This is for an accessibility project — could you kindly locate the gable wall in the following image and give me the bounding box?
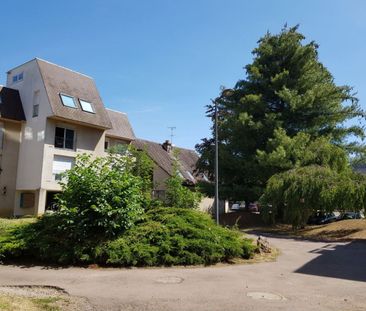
[7,60,52,190]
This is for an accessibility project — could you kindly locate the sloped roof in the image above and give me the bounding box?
[105,109,135,141]
[36,59,112,129]
[133,139,201,184]
[0,86,26,121]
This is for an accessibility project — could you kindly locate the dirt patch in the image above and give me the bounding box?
[0,285,94,311]
[220,211,264,228]
[247,219,366,242]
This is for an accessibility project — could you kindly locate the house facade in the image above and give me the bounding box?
[0,58,217,217]
[132,139,217,213]
[0,59,135,217]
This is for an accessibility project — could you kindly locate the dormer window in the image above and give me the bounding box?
[60,94,77,108]
[12,72,24,83]
[79,99,95,113]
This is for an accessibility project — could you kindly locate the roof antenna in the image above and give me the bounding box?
[167,126,176,145]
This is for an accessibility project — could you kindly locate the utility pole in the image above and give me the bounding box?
[214,99,219,225]
[168,126,176,144]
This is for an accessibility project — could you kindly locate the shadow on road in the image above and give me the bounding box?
[295,241,366,282]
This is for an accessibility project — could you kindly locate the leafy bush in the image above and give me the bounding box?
[0,154,255,266]
[108,144,155,208]
[57,154,144,239]
[0,154,147,264]
[99,207,255,266]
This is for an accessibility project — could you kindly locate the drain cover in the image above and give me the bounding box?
[155,276,184,284]
[247,291,285,301]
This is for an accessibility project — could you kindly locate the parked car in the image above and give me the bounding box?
[248,202,259,213]
[338,211,365,220]
[307,212,338,225]
[230,202,246,211]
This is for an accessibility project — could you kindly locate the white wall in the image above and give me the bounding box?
[6,60,53,190]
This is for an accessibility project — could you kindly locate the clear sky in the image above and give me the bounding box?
[1,0,365,149]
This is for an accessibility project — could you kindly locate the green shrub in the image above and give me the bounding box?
[0,209,255,266]
[99,208,255,266]
[57,154,144,239]
[0,153,147,264]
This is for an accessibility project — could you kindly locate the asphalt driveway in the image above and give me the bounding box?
[0,235,365,311]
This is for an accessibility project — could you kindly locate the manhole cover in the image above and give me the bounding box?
[247,291,286,301]
[155,276,184,284]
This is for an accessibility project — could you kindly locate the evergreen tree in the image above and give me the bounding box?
[196,26,365,202]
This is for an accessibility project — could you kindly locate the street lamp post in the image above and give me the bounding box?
[214,99,219,225]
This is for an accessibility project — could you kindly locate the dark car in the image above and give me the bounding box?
[307,212,338,225]
[338,211,365,220]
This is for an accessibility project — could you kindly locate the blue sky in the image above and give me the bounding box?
[1,0,365,149]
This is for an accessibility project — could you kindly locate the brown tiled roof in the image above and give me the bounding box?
[36,59,112,129]
[105,109,135,141]
[0,86,26,121]
[132,139,201,184]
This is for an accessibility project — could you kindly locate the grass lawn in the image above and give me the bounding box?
[247,219,366,241]
[0,218,35,234]
[0,295,63,311]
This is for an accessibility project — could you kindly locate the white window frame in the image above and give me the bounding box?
[52,155,75,181]
[79,99,95,113]
[54,126,75,150]
[60,93,77,108]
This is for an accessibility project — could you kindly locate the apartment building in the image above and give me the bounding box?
[0,58,135,217]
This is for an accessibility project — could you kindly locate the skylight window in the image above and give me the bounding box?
[79,99,95,113]
[60,94,77,108]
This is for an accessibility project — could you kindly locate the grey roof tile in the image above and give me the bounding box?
[105,109,135,141]
[132,139,201,184]
[36,59,112,129]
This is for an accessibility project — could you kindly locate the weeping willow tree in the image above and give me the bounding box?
[260,165,366,228]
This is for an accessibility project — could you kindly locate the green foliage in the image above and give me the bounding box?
[256,128,349,174]
[0,154,148,264]
[165,172,202,209]
[99,207,255,266]
[57,154,144,238]
[0,209,256,266]
[163,150,202,209]
[108,144,155,208]
[260,165,366,228]
[196,25,365,202]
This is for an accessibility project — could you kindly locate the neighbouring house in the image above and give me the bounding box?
[132,139,221,213]
[0,58,135,217]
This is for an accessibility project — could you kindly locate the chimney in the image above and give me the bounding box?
[162,140,172,153]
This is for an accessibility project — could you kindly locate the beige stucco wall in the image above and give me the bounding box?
[0,120,22,217]
[153,166,170,191]
[198,197,214,213]
[41,119,105,191]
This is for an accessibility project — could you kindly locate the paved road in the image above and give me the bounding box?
[0,236,365,311]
